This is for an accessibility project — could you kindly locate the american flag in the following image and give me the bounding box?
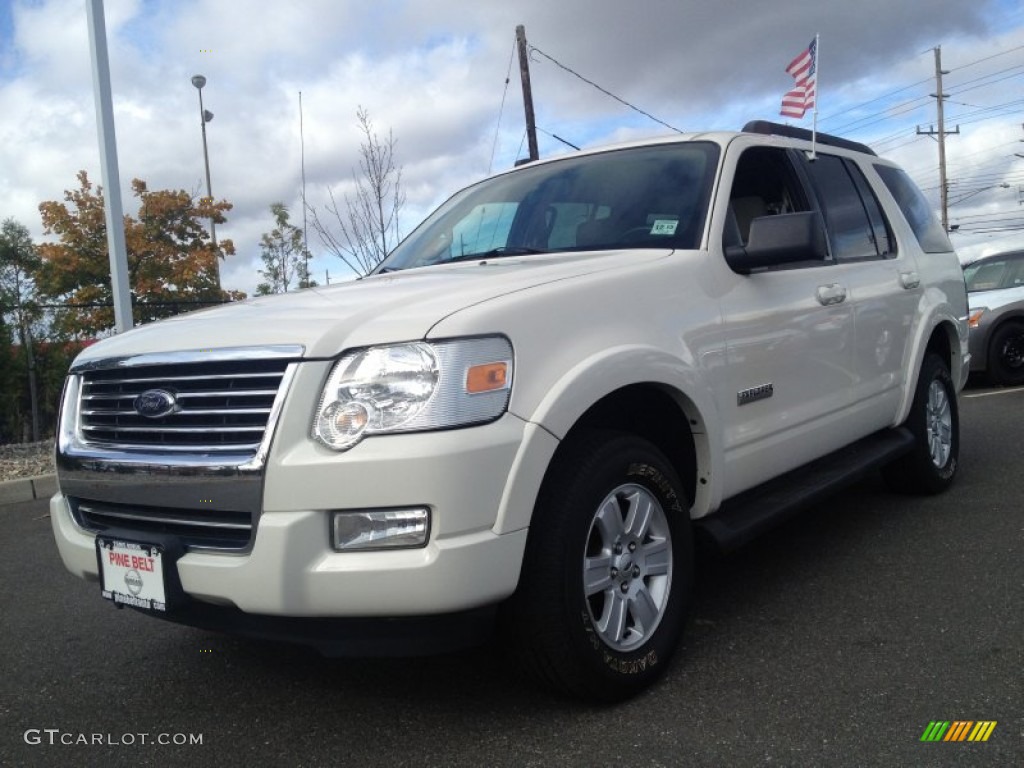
[780,38,817,119]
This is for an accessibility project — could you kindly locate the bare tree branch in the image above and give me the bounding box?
[310,107,405,276]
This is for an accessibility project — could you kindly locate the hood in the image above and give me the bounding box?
[968,285,1024,312]
[73,250,672,364]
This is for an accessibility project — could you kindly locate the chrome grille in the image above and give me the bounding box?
[71,497,251,550]
[79,359,290,451]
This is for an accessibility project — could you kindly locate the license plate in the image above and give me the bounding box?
[97,538,168,612]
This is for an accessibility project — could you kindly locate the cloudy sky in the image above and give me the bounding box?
[2,0,1023,294]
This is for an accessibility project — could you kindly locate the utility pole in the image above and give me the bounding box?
[515,25,539,163]
[916,46,959,232]
[1019,123,1024,206]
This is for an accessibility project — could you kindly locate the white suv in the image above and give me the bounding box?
[51,121,969,701]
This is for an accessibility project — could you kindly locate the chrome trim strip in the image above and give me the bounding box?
[81,407,272,417]
[240,362,298,472]
[65,442,260,455]
[83,374,283,386]
[78,505,251,531]
[70,344,305,373]
[81,424,266,434]
[83,388,278,400]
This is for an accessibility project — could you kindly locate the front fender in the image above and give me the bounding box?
[496,345,722,534]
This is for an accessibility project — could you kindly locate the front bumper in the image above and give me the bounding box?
[51,414,533,619]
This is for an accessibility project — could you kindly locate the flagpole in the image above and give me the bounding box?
[811,33,820,159]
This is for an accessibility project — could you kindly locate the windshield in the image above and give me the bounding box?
[378,142,720,272]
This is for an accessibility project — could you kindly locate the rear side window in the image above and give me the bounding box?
[802,153,891,261]
[874,165,953,254]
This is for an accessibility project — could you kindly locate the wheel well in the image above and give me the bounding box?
[560,385,698,506]
[925,323,953,371]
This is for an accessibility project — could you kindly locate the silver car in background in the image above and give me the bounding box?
[964,249,1024,385]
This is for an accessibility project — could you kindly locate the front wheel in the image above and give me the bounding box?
[987,320,1024,386]
[506,431,693,702]
[883,353,959,494]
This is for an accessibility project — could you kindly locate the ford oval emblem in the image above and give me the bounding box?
[134,389,178,419]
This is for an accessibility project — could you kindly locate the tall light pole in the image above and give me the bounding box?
[191,74,220,287]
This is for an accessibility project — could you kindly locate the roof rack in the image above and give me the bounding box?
[742,120,877,157]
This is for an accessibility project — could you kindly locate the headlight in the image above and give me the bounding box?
[968,307,987,329]
[313,336,513,451]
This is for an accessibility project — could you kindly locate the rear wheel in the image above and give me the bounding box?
[883,353,959,494]
[507,431,692,702]
[987,320,1024,386]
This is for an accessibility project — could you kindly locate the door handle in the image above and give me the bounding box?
[900,271,920,289]
[816,283,847,306]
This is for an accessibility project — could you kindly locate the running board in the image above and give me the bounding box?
[695,428,915,551]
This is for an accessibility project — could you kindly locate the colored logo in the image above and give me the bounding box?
[920,721,997,742]
[133,389,178,419]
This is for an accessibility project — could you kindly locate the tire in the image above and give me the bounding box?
[506,431,693,702]
[987,320,1024,386]
[882,353,959,495]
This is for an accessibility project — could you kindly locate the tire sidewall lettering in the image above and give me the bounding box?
[579,610,662,676]
[626,462,685,515]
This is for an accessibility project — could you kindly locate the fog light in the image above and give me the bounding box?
[331,508,430,551]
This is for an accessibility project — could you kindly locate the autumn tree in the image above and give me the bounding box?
[256,202,315,295]
[0,218,42,440]
[310,107,405,275]
[36,171,244,337]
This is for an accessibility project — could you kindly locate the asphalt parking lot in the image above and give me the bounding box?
[0,383,1020,767]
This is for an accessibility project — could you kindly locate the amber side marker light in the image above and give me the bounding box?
[466,361,509,394]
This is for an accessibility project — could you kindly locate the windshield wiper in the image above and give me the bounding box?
[447,246,549,264]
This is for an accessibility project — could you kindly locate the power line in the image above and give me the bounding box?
[527,44,683,134]
[945,97,1024,123]
[947,66,1024,98]
[817,77,932,124]
[834,69,1024,138]
[948,42,1024,74]
[954,225,1024,233]
[877,135,927,155]
[906,139,1022,180]
[822,45,1024,127]
[823,51,1024,138]
[952,209,1024,221]
[488,38,517,175]
[828,95,933,135]
[514,129,527,163]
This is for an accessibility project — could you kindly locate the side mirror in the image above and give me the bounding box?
[725,211,828,274]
